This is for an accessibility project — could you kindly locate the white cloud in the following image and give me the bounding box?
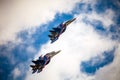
[12,68,21,79]
[1,0,117,80]
[26,46,37,54]
[25,12,116,80]
[0,0,80,44]
[95,44,120,80]
[81,9,115,29]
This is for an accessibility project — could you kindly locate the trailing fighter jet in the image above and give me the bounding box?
[30,50,61,73]
[48,18,76,43]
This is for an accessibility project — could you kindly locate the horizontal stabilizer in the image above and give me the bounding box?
[49,30,55,33]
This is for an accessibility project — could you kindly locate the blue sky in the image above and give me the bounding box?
[0,0,120,80]
[80,48,115,75]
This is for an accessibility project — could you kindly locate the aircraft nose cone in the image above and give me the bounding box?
[57,50,61,53]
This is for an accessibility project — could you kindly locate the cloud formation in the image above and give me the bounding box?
[95,45,120,80]
[0,0,120,80]
[25,8,117,80]
[12,68,21,79]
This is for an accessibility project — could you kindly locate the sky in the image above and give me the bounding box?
[0,0,120,80]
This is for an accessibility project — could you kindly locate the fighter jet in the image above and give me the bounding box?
[48,18,76,43]
[30,50,61,73]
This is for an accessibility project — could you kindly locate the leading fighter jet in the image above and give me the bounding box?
[48,18,76,43]
[30,50,61,73]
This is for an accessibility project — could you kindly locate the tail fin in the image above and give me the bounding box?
[30,65,35,68]
[48,35,55,40]
[49,30,55,33]
[51,31,57,36]
[32,60,37,64]
[48,35,52,38]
